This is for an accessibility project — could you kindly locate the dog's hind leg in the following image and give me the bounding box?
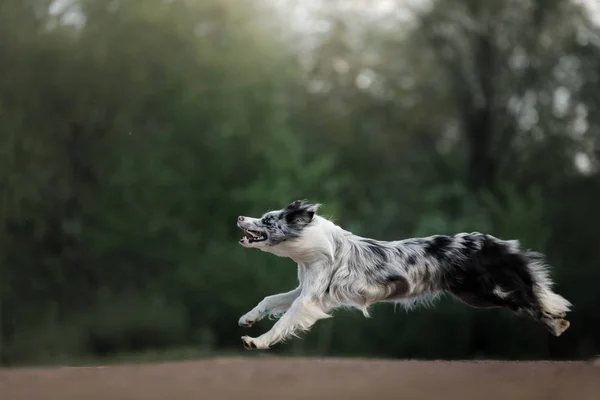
[452,292,503,309]
[451,284,570,337]
[448,236,572,336]
[521,252,572,335]
[508,301,570,337]
[529,289,571,336]
[532,281,571,319]
[481,278,571,337]
[238,287,301,327]
[487,282,571,337]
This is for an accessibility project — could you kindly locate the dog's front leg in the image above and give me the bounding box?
[241,296,330,350]
[238,287,301,327]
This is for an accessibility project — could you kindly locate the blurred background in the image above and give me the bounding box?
[1,0,599,366]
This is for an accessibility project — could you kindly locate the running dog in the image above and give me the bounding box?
[236,200,571,350]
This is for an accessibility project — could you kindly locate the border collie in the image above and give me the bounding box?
[236,200,571,350]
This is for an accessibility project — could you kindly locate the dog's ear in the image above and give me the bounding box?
[287,200,305,210]
[285,200,320,224]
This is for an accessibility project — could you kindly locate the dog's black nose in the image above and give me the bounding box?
[238,216,245,222]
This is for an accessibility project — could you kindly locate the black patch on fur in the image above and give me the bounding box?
[282,200,315,227]
[394,247,404,258]
[362,239,388,261]
[406,255,417,266]
[387,275,405,282]
[424,235,453,260]
[262,215,275,226]
[443,235,540,315]
[461,235,477,251]
[384,275,410,300]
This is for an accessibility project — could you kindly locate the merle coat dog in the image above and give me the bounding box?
[236,200,571,350]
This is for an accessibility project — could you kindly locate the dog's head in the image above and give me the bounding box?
[237,200,320,251]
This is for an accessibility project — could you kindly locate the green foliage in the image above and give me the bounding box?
[84,290,189,355]
[1,0,599,365]
[3,313,86,365]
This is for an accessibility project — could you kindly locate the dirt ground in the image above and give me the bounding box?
[2,357,599,400]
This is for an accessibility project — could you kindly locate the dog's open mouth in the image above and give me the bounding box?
[240,228,267,244]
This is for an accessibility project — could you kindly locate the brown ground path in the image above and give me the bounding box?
[1,357,599,400]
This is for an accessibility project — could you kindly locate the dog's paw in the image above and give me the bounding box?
[555,319,570,336]
[238,317,255,328]
[547,318,570,337]
[238,311,260,328]
[241,336,269,350]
